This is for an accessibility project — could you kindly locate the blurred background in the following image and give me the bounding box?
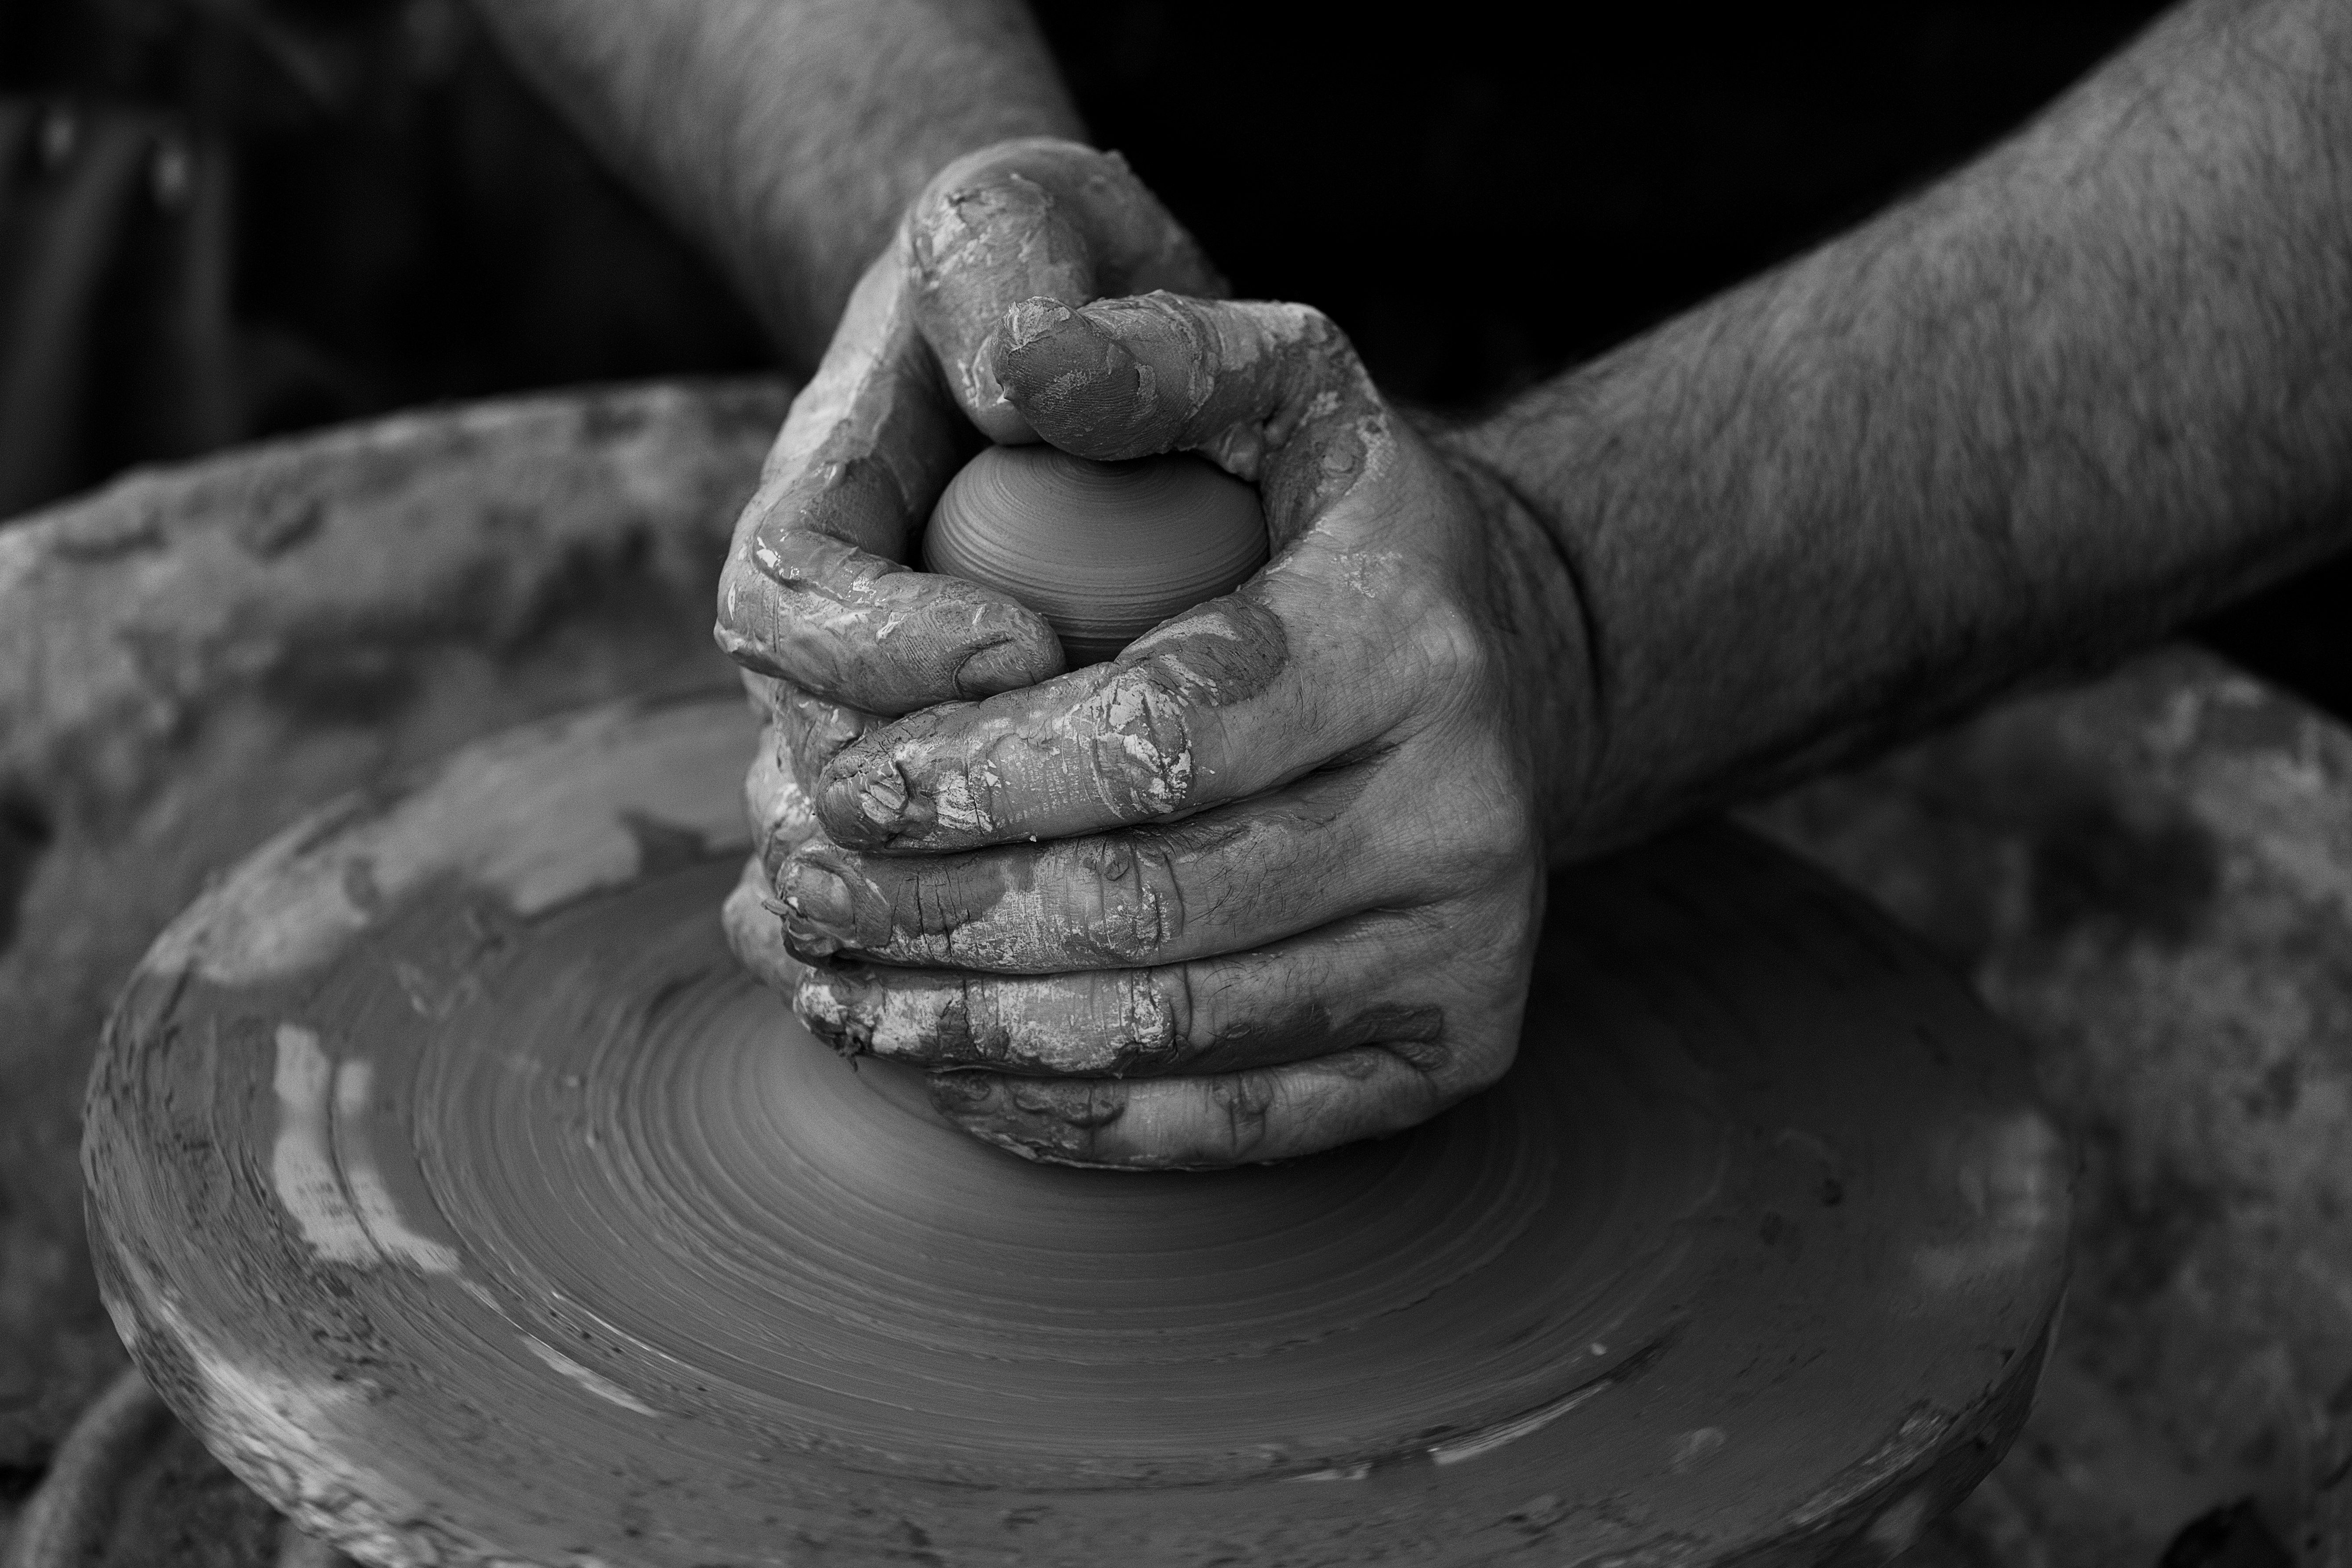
[0,0,2342,715]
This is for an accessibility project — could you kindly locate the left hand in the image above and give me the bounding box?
[754,289,1595,1169]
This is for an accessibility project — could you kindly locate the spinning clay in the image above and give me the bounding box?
[84,692,2071,1567]
[922,445,1267,664]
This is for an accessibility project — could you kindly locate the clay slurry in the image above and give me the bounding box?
[922,445,1267,664]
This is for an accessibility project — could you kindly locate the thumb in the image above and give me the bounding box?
[906,140,1224,443]
[993,291,1394,546]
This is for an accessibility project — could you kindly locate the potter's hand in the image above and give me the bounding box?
[715,137,1221,713]
[715,137,1220,973]
[761,292,1591,1168]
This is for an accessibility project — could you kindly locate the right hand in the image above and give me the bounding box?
[714,138,1227,995]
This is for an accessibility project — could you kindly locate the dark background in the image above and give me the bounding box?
[1,0,2342,717]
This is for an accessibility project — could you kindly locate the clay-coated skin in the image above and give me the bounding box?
[922,446,1267,665]
[83,693,2070,1566]
[714,138,1222,715]
[715,140,1589,1168]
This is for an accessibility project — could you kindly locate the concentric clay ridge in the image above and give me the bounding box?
[83,691,2071,1566]
[922,445,1267,664]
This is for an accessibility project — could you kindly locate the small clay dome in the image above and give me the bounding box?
[922,446,1267,665]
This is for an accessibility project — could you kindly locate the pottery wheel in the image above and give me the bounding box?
[82,691,2070,1567]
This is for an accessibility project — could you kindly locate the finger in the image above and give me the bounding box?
[722,853,808,1000]
[775,757,1510,971]
[924,1049,1466,1169]
[994,290,1389,533]
[715,253,1064,714]
[734,669,857,883]
[812,292,1468,852]
[716,153,1227,712]
[814,529,1481,853]
[906,140,1224,443]
[791,900,1521,1079]
[744,671,881,809]
[744,714,817,885]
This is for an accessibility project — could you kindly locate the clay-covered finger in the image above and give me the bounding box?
[906,139,1223,443]
[722,853,807,998]
[789,904,1518,1078]
[774,760,1493,972]
[717,533,1060,712]
[992,290,1390,538]
[812,513,1483,853]
[811,287,1481,852]
[744,716,809,884]
[715,253,1063,713]
[923,1048,1469,1169]
[719,155,1231,715]
[749,673,881,805]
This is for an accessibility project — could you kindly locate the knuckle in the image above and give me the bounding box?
[1081,668,1201,818]
[924,972,982,1060]
[1206,1071,1281,1161]
[1069,837,1187,964]
[1442,783,1543,895]
[1290,302,1350,360]
[907,858,1040,971]
[958,969,1183,1075]
[1265,301,1362,390]
[963,983,1041,1067]
[1399,588,1497,702]
[1105,967,1189,1073]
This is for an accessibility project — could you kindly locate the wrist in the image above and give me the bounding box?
[1427,424,1611,867]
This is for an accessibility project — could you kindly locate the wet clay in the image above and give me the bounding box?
[83,693,2070,1566]
[922,445,1266,664]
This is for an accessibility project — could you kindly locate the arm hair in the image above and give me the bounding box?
[1459,0,2352,851]
[480,0,1084,368]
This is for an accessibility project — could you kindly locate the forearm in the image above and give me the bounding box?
[1461,0,2352,857]
[480,0,1083,367]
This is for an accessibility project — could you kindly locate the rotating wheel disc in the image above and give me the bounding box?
[84,692,2069,1567]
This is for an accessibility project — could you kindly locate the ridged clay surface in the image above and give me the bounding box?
[922,446,1267,664]
[83,693,2071,1566]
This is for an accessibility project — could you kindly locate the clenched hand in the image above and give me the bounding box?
[719,139,1590,1169]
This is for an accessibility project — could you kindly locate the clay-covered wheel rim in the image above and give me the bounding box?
[83,692,2069,1567]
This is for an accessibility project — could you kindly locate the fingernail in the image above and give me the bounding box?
[779,856,857,936]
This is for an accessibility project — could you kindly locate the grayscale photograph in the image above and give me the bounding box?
[0,2,2345,1565]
